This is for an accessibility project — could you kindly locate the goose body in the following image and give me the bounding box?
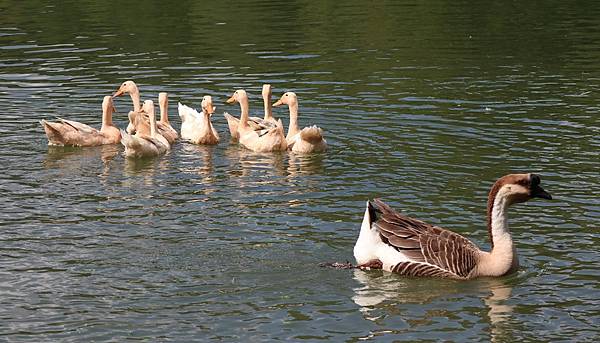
[224,84,277,140]
[121,100,170,158]
[226,89,287,152]
[178,96,219,145]
[113,80,178,144]
[354,173,552,279]
[41,96,120,147]
[273,92,327,153]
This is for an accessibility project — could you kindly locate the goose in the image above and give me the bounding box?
[225,89,287,152]
[272,92,327,153]
[120,100,170,158]
[178,95,219,145]
[112,80,178,144]
[353,173,552,279]
[223,84,277,140]
[41,96,120,146]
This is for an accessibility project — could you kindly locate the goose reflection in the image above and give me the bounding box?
[352,270,513,337]
[123,153,171,186]
[223,144,287,180]
[179,142,216,184]
[286,152,326,178]
[44,144,119,171]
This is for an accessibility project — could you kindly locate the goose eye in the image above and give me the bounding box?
[285,94,288,97]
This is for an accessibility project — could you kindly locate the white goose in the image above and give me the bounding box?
[354,173,552,279]
[178,96,219,145]
[272,92,327,153]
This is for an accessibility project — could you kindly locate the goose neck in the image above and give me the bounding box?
[287,102,300,139]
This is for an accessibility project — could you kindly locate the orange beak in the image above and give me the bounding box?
[226,94,236,104]
[112,88,124,98]
[272,99,283,107]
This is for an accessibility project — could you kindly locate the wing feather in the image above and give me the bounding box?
[369,199,480,278]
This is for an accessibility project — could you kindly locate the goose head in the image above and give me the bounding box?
[262,84,272,98]
[272,91,298,107]
[225,89,247,105]
[490,173,552,207]
[158,92,168,107]
[142,100,154,114]
[201,96,216,116]
[112,80,138,97]
[102,95,116,114]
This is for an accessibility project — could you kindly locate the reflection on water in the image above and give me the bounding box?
[44,144,119,167]
[179,143,215,183]
[287,152,326,178]
[352,270,514,341]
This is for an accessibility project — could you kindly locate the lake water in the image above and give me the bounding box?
[1,0,599,341]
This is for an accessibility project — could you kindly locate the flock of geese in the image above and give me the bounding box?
[40,81,553,280]
[40,80,327,157]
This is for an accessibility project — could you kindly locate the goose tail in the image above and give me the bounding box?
[300,125,324,144]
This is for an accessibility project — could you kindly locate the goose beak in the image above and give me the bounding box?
[531,186,552,200]
[225,95,236,104]
[272,99,283,107]
[112,89,124,98]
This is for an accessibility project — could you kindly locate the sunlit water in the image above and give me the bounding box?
[1,1,599,341]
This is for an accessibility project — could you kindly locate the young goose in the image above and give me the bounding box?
[226,89,287,152]
[354,173,552,279]
[272,92,327,153]
[121,100,170,158]
[178,96,219,145]
[41,96,120,146]
[223,84,277,140]
[112,80,178,144]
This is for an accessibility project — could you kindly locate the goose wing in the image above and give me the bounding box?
[369,199,480,279]
[57,118,98,134]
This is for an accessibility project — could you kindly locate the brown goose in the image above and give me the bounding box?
[353,173,552,279]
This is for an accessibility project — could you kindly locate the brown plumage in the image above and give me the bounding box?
[353,173,552,279]
[371,199,480,278]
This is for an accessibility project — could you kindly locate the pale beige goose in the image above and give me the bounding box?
[272,92,327,153]
[225,89,287,152]
[223,84,277,140]
[353,173,552,279]
[112,80,177,144]
[121,100,170,158]
[41,96,120,146]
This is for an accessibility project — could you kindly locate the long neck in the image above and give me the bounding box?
[263,93,273,121]
[489,195,513,252]
[149,111,157,137]
[286,102,300,139]
[160,99,169,124]
[238,96,250,129]
[200,111,212,133]
[481,189,518,276]
[101,105,113,130]
[130,89,141,112]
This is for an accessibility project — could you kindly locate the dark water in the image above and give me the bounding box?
[1,0,599,341]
